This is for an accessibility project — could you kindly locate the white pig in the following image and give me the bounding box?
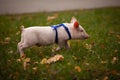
[17,17,89,58]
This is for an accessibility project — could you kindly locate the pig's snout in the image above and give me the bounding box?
[84,34,90,39]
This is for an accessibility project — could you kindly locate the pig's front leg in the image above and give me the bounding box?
[52,45,61,52]
[65,41,71,49]
[55,41,70,51]
[55,46,61,51]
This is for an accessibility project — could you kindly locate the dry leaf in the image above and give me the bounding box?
[109,29,114,34]
[67,62,71,65]
[23,62,30,70]
[111,57,118,64]
[74,66,81,72]
[3,37,11,44]
[114,49,118,53]
[100,44,106,49]
[34,61,39,65]
[16,59,21,62]
[16,31,20,35]
[40,58,47,64]
[85,62,90,66]
[110,70,120,76]
[101,60,107,64]
[23,58,31,70]
[24,58,30,63]
[40,54,64,64]
[23,62,27,70]
[103,76,109,80]
[85,43,92,50]
[32,67,37,71]
[113,57,117,61]
[46,54,64,64]
[47,14,58,21]
[72,56,77,60]
[9,50,13,54]
[5,37,11,42]
[116,35,120,40]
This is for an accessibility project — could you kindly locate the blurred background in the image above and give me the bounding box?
[0,0,120,15]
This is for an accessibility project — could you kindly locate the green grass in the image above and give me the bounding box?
[0,7,120,80]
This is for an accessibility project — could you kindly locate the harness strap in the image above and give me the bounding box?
[51,24,71,43]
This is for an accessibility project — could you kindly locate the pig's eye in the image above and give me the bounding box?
[80,29,83,32]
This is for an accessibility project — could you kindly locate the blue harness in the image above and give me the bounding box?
[51,24,72,43]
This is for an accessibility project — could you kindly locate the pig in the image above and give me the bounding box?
[17,17,89,58]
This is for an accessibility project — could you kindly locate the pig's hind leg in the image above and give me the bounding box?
[17,36,30,58]
[17,42,30,58]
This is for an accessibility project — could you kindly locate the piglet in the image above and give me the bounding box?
[17,17,89,58]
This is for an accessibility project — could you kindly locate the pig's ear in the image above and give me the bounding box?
[71,16,77,23]
[74,21,79,29]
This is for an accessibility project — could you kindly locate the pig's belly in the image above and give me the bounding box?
[34,38,54,46]
[36,41,54,46]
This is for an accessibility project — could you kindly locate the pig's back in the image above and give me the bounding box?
[23,26,55,45]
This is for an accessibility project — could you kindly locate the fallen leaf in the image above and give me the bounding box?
[23,61,30,70]
[114,49,118,53]
[32,67,37,71]
[74,66,81,72]
[24,58,30,63]
[3,37,11,44]
[46,54,64,64]
[5,37,11,42]
[101,60,107,64]
[116,35,120,40]
[16,59,21,62]
[109,29,114,34]
[47,14,58,21]
[85,62,90,66]
[33,61,39,65]
[9,50,13,54]
[100,44,106,49]
[40,54,64,64]
[111,70,118,75]
[16,31,20,35]
[85,43,92,50]
[72,56,77,60]
[91,41,95,46]
[103,76,109,80]
[118,42,120,44]
[67,62,71,65]
[23,62,27,70]
[113,57,117,61]
[40,58,47,64]
[23,58,31,70]
[110,70,120,76]
[111,57,118,64]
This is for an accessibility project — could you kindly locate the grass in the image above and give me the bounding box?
[0,7,120,80]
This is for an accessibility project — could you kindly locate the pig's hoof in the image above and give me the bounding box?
[20,54,26,59]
